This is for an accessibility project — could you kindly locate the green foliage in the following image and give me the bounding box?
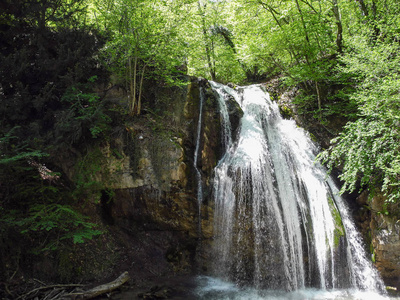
[293,88,358,125]
[185,0,247,82]
[1,25,109,152]
[73,147,115,201]
[83,0,400,88]
[59,76,111,142]
[0,0,110,152]
[287,58,358,126]
[0,128,102,253]
[2,203,101,254]
[0,0,109,281]
[318,33,400,203]
[95,0,190,115]
[0,127,48,166]
[0,162,102,259]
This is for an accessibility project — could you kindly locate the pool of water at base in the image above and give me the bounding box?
[195,276,399,300]
[105,275,400,300]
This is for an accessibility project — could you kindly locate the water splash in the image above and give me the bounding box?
[196,275,388,300]
[209,82,385,293]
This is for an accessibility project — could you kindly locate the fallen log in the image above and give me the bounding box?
[64,271,130,300]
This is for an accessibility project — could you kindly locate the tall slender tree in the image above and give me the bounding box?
[95,0,191,115]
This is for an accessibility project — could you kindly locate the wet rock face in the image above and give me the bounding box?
[200,83,222,189]
[106,79,202,211]
[87,77,223,278]
[370,193,400,288]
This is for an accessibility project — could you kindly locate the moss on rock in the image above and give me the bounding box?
[327,196,345,248]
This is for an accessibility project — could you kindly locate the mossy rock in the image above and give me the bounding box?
[279,104,294,120]
[327,196,345,248]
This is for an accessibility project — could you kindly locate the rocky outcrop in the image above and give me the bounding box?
[102,78,219,238]
[57,77,238,283]
[369,192,400,288]
[54,77,400,291]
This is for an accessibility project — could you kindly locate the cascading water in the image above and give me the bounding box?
[194,86,205,235]
[198,82,386,299]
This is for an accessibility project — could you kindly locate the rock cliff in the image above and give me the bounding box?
[56,77,239,286]
[367,192,400,289]
[57,78,399,291]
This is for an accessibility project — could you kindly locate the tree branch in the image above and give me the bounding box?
[65,271,130,299]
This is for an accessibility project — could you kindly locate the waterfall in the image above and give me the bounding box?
[194,86,205,235]
[209,82,237,151]
[208,82,385,293]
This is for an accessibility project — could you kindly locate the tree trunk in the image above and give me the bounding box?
[133,46,138,115]
[137,64,146,116]
[316,81,322,120]
[198,1,216,81]
[294,0,311,64]
[354,0,369,17]
[128,57,136,116]
[294,0,310,45]
[332,0,343,53]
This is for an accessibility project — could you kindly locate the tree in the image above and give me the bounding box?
[0,0,110,149]
[198,0,216,80]
[95,0,191,115]
[318,33,400,203]
[0,0,109,281]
